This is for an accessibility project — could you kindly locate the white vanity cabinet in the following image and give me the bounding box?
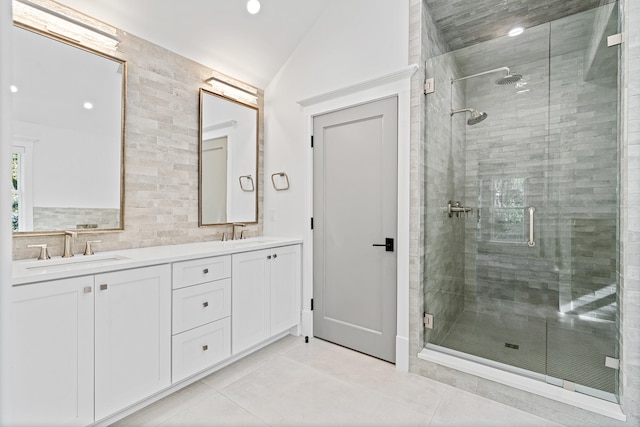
[9,276,95,427]
[94,264,172,420]
[171,256,232,382]
[232,244,301,354]
[10,237,302,426]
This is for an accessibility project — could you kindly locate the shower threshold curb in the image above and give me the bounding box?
[418,348,626,422]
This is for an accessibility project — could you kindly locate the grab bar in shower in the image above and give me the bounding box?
[527,207,536,247]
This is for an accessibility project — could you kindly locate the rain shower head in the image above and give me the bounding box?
[451,108,488,126]
[452,66,522,86]
[496,73,523,85]
[467,110,488,125]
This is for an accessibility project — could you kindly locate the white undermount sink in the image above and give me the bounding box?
[22,254,130,273]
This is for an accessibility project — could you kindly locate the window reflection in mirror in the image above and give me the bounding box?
[11,25,125,233]
[199,89,258,225]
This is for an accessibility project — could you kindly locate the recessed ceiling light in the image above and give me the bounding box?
[10,85,18,93]
[247,0,260,14]
[508,27,524,37]
[83,102,93,110]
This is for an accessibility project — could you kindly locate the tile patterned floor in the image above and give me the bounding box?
[113,335,563,427]
[437,310,617,394]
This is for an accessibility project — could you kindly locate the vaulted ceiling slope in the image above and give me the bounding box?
[57,0,332,89]
[424,0,617,52]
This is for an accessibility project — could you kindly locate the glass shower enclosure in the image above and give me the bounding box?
[424,3,620,402]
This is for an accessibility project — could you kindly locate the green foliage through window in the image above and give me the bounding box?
[12,153,19,231]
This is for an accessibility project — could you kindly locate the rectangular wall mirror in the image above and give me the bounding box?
[199,89,258,225]
[11,24,125,234]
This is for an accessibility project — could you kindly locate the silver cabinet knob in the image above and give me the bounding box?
[203,268,209,274]
[202,345,208,351]
[267,255,272,259]
[202,301,209,308]
[100,284,108,291]
[83,287,92,293]
[273,253,278,259]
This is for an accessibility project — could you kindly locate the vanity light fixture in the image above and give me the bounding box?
[508,26,524,37]
[12,0,121,52]
[247,0,261,14]
[205,71,258,105]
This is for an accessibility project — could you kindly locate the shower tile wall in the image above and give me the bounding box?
[623,0,640,421]
[459,8,618,324]
[549,5,618,325]
[423,15,467,345]
[459,25,556,319]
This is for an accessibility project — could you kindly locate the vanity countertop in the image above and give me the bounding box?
[12,237,303,286]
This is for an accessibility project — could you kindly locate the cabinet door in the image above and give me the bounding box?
[270,245,301,334]
[95,265,171,420]
[232,249,270,354]
[10,276,94,427]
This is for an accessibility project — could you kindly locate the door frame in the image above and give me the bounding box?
[298,64,418,371]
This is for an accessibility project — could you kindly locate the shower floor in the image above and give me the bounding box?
[436,310,617,395]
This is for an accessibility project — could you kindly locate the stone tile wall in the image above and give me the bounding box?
[620,0,640,421]
[423,48,466,345]
[32,207,120,231]
[408,0,460,361]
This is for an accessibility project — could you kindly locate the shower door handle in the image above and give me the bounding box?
[373,238,394,252]
[527,207,536,247]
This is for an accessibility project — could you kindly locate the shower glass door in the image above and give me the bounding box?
[424,2,620,402]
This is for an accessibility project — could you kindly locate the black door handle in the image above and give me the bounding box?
[372,238,394,252]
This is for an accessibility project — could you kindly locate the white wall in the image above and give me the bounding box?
[263,0,410,364]
[264,0,409,237]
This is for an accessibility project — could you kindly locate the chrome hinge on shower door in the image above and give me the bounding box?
[424,78,435,94]
[607,33,622,47]
[423,313,434,329]
[605,356,620,370]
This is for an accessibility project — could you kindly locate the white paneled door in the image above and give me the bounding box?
[313,96,398,363]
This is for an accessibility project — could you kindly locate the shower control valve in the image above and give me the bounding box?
[448,201,472,218]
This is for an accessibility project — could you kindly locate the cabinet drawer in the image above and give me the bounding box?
[172,317,231,382]
[172,279,231,334]
[172,255,231,289]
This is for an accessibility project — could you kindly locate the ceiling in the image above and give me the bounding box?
[51,1,617,89]
[423,0,617,52]
[56,0,333,89]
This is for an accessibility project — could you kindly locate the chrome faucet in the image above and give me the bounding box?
[232,223,246,240]
[27,244,50,260]
[62,231,77,258]
[84,240,102,256]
